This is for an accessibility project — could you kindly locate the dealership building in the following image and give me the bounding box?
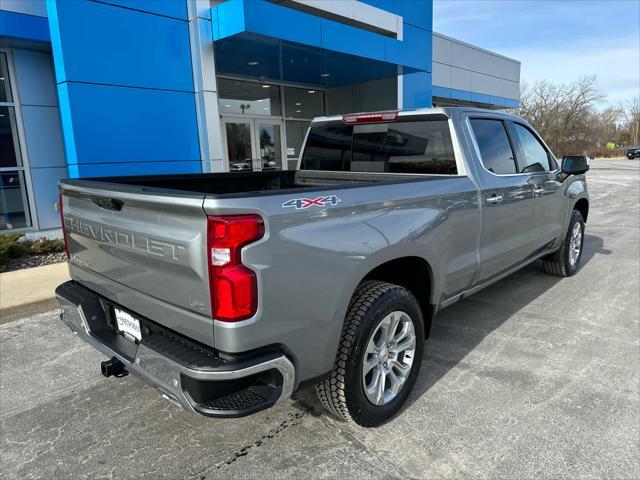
[0,0,520,234]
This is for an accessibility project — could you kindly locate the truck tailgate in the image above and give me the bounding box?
[60,181,214,345]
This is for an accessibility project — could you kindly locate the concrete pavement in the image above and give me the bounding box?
[1,159,638,479]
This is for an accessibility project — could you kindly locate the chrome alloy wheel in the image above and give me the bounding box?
[362,311,416,406]
[569,222,583,267]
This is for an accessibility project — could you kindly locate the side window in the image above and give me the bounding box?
[512,123,552,173]
[469,119,517,175]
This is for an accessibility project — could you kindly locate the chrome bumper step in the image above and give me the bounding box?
[55,281,295,418]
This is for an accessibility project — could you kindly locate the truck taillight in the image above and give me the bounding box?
[207,215,264,322]
[59,191,70,259]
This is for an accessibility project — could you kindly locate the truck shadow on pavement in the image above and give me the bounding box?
[295,233,609,424]
[402,232,608,414]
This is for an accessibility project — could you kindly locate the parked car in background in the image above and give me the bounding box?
[56,107,590,427]
[626,147,640,159]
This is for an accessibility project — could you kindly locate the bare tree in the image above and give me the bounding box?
[517,76,605,156]
[620,96,640,146]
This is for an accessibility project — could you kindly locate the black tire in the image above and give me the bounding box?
[543,209,585,277]
[315,281,425,427]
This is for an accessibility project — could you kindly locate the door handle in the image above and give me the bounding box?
[486,194,504,205]
[533,187,546,197]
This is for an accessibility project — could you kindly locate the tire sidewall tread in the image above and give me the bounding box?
[315,281,425,427]
[544,209,585,277]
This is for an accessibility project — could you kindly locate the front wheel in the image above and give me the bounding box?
[543,209,585,277]
[315,281,424,427]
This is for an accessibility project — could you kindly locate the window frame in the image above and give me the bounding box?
[0,49,37,232]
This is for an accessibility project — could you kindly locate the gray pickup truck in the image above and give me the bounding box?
[56,107,589,427]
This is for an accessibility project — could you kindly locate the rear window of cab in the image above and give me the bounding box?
[301,119,457,175]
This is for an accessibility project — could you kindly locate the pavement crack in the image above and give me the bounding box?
[193,409,307,478]
[315,413,415,480]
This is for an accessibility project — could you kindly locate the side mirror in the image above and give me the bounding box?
[561,156,589,175]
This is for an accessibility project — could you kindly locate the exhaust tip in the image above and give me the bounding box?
[101,357,129,378]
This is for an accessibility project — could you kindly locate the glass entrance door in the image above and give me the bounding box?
[256,122,283,171]
[222,117,284,172]
[223,118,254,172]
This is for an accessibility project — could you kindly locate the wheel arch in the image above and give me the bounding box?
[574,198,589,223]
[360,256,435,338]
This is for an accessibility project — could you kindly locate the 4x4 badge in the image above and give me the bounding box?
[282,195,341,210]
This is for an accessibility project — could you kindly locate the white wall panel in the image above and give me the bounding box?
[0,0,47,17]
[450,66,472,92]
[432,62,451,88]
[432,32,520,101]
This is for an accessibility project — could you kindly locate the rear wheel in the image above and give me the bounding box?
[543,209,585,277]
[315,281,424,427]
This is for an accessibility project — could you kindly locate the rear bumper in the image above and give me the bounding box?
[56,281,295,417]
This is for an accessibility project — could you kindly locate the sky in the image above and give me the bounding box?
[433,0,640,107]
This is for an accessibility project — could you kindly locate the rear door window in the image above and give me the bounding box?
[301,119,457,174]
[469,119,518,175]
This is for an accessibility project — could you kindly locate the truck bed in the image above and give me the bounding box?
[66,170,446,198]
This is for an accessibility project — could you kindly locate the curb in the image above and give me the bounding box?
[0,298,60,325]
[0,262,69,323]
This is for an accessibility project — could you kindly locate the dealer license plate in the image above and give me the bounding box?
[114,308,142,342]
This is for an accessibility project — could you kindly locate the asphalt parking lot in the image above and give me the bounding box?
[1,159,638,480]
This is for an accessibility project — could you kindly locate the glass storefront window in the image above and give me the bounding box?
[1,50,32,230]
[0,171,31,230]
[285,120,309,165]
[0,53,12,103]
[283,87,324,119]
[218,78,281,116]
[0,106,23,168]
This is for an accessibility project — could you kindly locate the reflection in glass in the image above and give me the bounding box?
[0,107,23,168]
[0,53,11,103]
[284,87,324,119]
[225,122,253,171]
[218,78,281,116]
[0,170,31,230]
[258,124,282,170]
[285,120,309,164]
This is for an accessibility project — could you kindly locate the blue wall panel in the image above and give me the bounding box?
[212,0,248,39]
[433,87,520,108]
[64,83,200,165]
[96,0,188,20]
[386,24,431,71]
[403,70,432,108]
[394,0,432,31]
[47,0,193,91]
[449,88,473,102]
[241,0,322,47]
[68,161,202,178]
[47,0,202,180]
[321,18,386,60]
[213,0,428,69]
[0,10,50,42]
[431,85,451,99]
[362,0,394,12]
[471,92,492,105]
